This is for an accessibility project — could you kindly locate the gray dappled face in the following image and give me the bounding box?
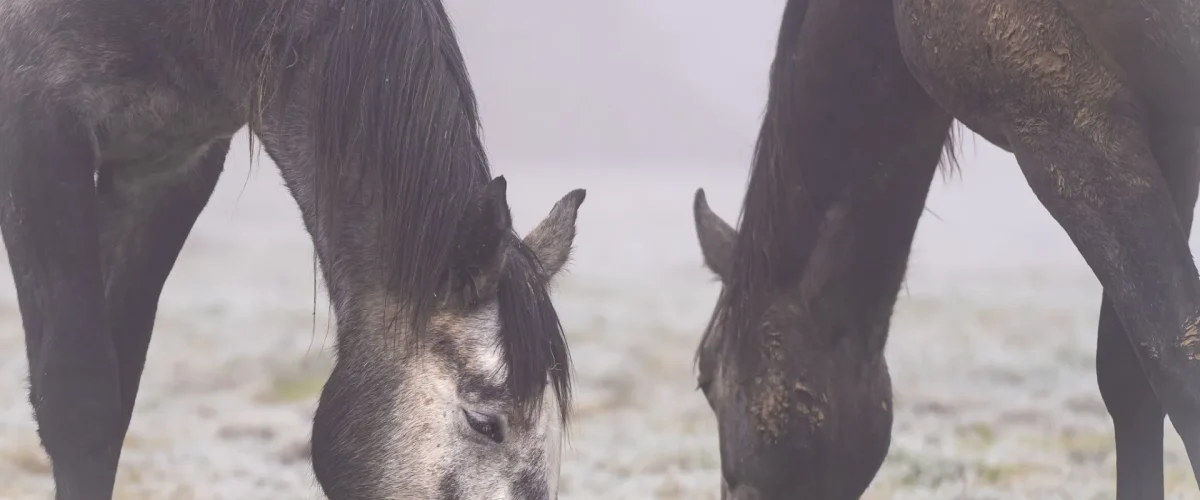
[313,186,583,500]
[381,303,563,500]
[364,187,583,500]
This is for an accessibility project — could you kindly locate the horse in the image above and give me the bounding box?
[0,0,585,498]
[690,0,1200,498]
[896,0,1200,497]
[690,0,954,497]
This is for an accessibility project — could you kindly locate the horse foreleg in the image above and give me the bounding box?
[96,139,228,436]
[1096,122,1200,499]
[1010,116,1200,489]
[0,109,122,499]
[892,0,1200,487]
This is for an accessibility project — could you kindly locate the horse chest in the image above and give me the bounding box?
[90,83,244,177]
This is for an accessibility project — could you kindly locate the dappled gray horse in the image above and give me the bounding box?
[0,0,585,498]
[692,0,1200,498]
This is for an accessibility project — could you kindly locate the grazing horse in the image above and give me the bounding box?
[0,0,585,498]
[692,0,1200,498]
[691,0,953,497]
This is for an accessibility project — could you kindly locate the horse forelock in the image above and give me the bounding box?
[495,242,573,425]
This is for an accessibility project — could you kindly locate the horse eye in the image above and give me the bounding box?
[462,409,505,443]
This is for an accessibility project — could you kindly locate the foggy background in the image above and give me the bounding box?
[0,1,1196,498]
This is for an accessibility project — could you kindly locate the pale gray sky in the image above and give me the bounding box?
[446,0,787,166]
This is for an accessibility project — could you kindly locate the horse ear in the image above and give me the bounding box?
[523,188,586,282]
[450,176,513,305]
[693,188,736,283]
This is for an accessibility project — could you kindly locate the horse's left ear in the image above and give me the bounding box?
[450,176,513,304]
[523,188,586,282]
[693,188,736,283]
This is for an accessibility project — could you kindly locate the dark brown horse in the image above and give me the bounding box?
[692,0,1200,498]
[0,0,584,498]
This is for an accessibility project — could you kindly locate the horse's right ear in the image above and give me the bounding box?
[449,176,513,305]
[693,189,736,283]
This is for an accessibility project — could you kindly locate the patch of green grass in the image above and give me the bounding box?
[114,479,199,500]
[974,461,1056,486]
[1165,466,1199,495]
[1016,427,1115,459]
[1055,428,1115,462]
[956,421,997,451]
[122,432,169,452]
[886,448,964,487]
[259,368,328,403]
[1,444,50,475]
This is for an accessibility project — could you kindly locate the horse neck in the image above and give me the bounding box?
[203,0,492,342]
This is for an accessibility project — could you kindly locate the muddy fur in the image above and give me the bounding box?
[895,0,1200,497]
[0,0,584,498]
[695,0,1200,498]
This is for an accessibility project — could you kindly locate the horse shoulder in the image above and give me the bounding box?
[1,0,243,171]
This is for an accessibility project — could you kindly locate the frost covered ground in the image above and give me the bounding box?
[0,131,1196,499]
[2,1,1200,498]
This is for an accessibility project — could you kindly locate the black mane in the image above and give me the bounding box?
[498,242,572,423]
[701,0,814,353]
[701,0,959,359]
[221,0,570,419]
[311,0,488,326]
